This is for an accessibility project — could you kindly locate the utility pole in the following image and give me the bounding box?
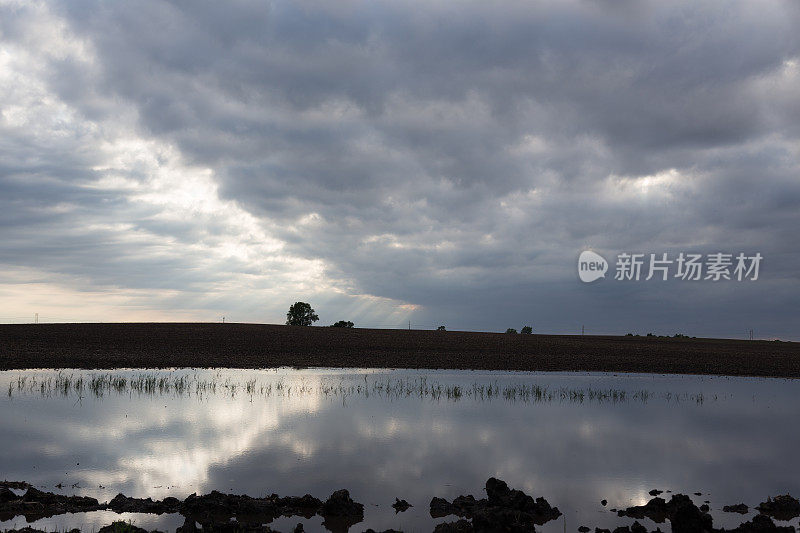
[222,316,225,324]
[749,329,753,341]
[408,320,411,330]
[582,325,584,336]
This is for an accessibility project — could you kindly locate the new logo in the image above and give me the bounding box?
[578,250,608,283]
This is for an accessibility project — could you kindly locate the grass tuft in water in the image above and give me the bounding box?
[2,371,717,407]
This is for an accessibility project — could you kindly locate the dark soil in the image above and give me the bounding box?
[1,323,799,377]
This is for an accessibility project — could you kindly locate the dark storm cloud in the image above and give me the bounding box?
[1,0,799,335]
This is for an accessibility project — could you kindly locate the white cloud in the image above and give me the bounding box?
[0,0,798,336]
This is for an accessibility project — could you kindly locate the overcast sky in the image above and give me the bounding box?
[1,0,798,339]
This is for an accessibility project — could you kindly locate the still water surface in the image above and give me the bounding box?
[1,368,799,532]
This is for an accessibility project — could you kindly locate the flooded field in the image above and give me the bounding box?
[2,368,800,532]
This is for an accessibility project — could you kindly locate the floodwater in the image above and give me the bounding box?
[1,368,800,532]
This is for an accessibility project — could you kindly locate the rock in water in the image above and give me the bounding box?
[108,494,181,514]
[392,498,412,512]
[320,489,364,518]
[670,496,713,533]
[757,495,800,521]
[618,493,713,533]
[725,514,796,532]
[428,477,561,531]
[723,503,749,514]
[430,496,458,518]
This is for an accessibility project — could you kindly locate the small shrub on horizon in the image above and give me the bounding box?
[506,328,518,334]
[437,325,446,331]
[331,320,354,328]
[521,326,533,334]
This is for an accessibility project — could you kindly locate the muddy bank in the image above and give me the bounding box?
[1,485,361,531]
[3,479,800,533]
[0,485,104,520]
[1,323,799,377]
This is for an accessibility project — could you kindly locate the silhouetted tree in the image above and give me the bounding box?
[331,320,354,328]
[506,328,518,334]
[286,302,319,326]
[437,325,446,331]
[521,325,533,334]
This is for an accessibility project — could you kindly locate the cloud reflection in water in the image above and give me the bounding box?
[1,369,800,532]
